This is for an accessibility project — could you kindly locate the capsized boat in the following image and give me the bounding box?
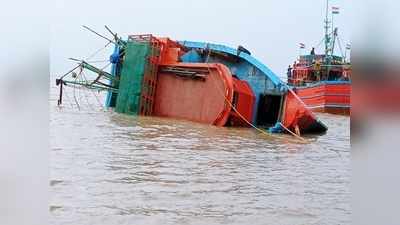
[287,0,351,115]
[56,31,327,135]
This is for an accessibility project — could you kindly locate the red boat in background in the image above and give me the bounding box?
[287,0,351,115]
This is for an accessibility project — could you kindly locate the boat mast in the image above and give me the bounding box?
[324,0,330,57]
[323,0,333,80]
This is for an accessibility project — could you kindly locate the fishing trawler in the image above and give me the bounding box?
[287,1,351,115]
[56,27,328,136]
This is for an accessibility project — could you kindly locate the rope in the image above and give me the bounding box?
[86,44,110,60]
[58,41,111,82]
[59,83,75,109]
[78,72,94,111]
[86,60,110,63]
[73,76,81,110]
[203,47,309,144]
[315,36,326,51]
[59,64,82,80]
[336,36,346,59]
[81,70,105,110]
[100,62,112,71]
[277,122,307,142]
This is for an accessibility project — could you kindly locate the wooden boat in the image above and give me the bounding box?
[287,0,351,115]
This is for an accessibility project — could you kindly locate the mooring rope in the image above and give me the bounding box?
[277,122,307,142]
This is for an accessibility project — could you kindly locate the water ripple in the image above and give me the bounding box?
[51,103,350,225]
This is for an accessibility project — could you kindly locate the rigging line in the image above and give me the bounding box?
[315,37,326,50]
[82,25,115,44]
[58,64,82,80]
[85,41,113,61]
[82,70,104,109]
[315,29,335,51]
[104,25,120,43]
[317,37,325,47]
[77,75,84,109]
[336,36,345,59]
[86,60,109,63]
[78,73,88,109]
[203,47,308,144]
[80,62,112,86]
[60,83,75,109]
[73,76,81,110]
[100,62,112,71]
[78,72,94,111]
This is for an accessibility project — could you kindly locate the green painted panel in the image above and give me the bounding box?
[115,42,150,114]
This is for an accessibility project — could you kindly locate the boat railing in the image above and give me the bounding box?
[287,77,351,86]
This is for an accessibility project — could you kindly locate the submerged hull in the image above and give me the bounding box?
[292,81,351,115]
[174,41,327,134]
[126,36,327,134]
[154,64,327,134]
[58,34,328,135]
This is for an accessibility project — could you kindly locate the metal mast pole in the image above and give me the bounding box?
[324,0,331,80]
[331,8,334,56]
[324,0,330,56]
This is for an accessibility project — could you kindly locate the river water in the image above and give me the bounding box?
[50,88,350,225]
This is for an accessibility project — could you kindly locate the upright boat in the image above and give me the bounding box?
[56,31,328,136]
[287,0,351,115]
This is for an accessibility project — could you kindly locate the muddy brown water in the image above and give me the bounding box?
[50,88,349,225]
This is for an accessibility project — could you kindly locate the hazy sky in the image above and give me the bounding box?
[51,0,358,79]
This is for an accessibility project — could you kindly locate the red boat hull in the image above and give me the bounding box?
[154,63,234,126]
[293,82,351,115]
